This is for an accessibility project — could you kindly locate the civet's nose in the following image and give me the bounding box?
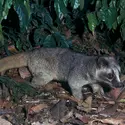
[118,81,125,87]
[112,78,124,87]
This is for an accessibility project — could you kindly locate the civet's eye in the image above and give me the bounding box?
[107,72,114,79]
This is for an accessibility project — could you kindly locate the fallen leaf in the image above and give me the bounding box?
[42,82,61,91]
[50,99,69,121]
[75,113,90,123]
[8,45,18,53]
[19,67,31,79]
[0,100,12,109]
[0,116,12,125]
[60,110,73,123]
[90,118,125,125]
[99,104,118,117]
[29,103,48,114]
[57,93,82,104]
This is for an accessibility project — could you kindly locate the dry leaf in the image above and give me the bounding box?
[0,117,12,125]
[57,93,82,104]
[75,113,90,123]
[42,82,61,91]
[19,67,31,79]
[8,45,18,53]
[60,110,73,123]
[0,100,12,109]
[90,118,125,125]
[29,103,48,114]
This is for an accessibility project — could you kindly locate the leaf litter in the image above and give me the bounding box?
[0,67,125,125]
[0,33,125,125]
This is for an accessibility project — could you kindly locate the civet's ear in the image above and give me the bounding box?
[97,57,109,68]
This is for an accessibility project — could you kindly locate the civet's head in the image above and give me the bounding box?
[95,57,122,89]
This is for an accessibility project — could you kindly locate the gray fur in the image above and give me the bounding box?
[26,48,121,99]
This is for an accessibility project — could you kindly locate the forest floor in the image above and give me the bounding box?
[0,32,125,125]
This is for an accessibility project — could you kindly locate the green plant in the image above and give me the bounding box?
[53,0,125,41]
[0,76,38,102]
[0,0,75,51]
[0,0,125,52]
[86,0,125,40]
[30,3,71,48]
[0,0,30,48]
